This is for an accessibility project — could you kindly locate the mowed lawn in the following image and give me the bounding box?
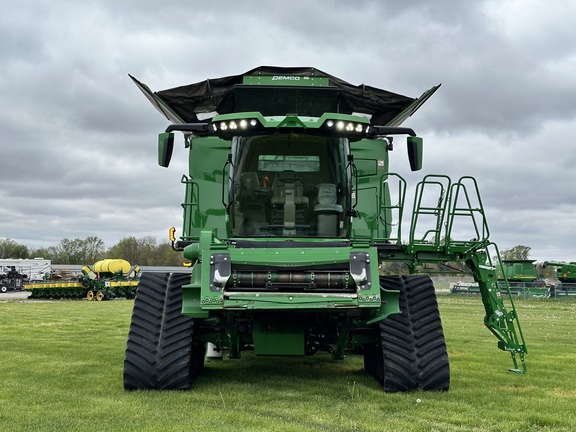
[1,295,576,431]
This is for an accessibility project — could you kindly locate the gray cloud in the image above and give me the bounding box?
[1,0,575,261]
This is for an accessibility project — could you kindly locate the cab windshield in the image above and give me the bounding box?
[230,133,349,238]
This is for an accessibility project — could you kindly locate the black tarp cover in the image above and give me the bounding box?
[129,66,439,126]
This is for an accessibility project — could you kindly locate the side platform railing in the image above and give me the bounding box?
[379,173,527,373]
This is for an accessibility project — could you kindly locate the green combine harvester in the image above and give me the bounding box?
[123,66,527,392]
[543,261,576,296]
[26,259,140,300]
[543,261,576,283]
[498,260,548,298]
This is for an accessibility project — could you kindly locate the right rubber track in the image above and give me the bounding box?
[368,275,450,392]
[123,272,204,390]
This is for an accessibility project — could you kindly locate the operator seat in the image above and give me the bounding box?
[314,183,343,236]
[271,170,309,235]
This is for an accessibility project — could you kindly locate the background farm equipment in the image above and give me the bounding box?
[497,260,550,298]
[26,259,140,300]
[1,258,50,293]
[452,259,550,298]
[0,266,28,293]
[543,261,576,297]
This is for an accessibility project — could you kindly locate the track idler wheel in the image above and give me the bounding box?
[86,290,94,301]
[96,290,104,301]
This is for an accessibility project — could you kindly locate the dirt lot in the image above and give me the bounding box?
[0,291,30,301]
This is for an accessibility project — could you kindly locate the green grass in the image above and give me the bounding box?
[1,296,576,431]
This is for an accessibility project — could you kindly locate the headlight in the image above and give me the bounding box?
[322,119,370,135]
[212,118,260,132]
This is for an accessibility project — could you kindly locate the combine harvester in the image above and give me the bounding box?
[498,260,549,298]
[543,261,576,297]
[452,259,549,298]
[26,259,140,301]
[123,66,527,393]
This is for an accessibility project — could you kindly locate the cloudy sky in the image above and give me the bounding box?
[1,0,575,262]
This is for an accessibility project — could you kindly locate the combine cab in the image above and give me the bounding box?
[123,67,527,392]
[543,261,576,297]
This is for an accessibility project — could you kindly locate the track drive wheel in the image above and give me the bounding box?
[364,275,450,392]
[123,272,205,390]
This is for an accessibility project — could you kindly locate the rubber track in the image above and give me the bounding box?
[378,276,419,392]
[367,275,450,392]
[403,275,450,391]
[123,273,203,390]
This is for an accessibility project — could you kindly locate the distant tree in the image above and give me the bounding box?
[32,245,62,263]
[57,238,84,263]
[156,242,186,266]
[107,236,179,266]
[137,236,160,266]
[0,239,30,259]
[500,245,531,261]
[83,236,106,263]
[45,237,106,264]
[107,236,187,266]
[107,236,140,263]
[3,235,185,266]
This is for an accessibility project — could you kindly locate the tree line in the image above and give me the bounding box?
[0,236,185,266]
[0,238,560,279]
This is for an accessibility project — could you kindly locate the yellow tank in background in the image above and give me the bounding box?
[93,259,132,274]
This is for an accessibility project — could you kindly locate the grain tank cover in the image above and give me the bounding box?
[129,66,439,126]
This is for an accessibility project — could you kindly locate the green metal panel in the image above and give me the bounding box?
[242,75,330,87]
[352,187,379,239]
[349,138,390,241]
[500,260,538,282]
[182,264,207,318]
[253,320,305,355]
[185,136,231,240]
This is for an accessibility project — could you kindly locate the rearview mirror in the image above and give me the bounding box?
[158,132,174,167]
[407,136,423,171]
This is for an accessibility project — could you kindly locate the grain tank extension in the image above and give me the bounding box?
[123,67,527,392]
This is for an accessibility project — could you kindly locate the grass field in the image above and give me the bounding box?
[1,295,576,431]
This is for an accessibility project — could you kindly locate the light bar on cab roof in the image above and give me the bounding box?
[212,118,260,132]
[323,119,371,134]
[164,117,417,140]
